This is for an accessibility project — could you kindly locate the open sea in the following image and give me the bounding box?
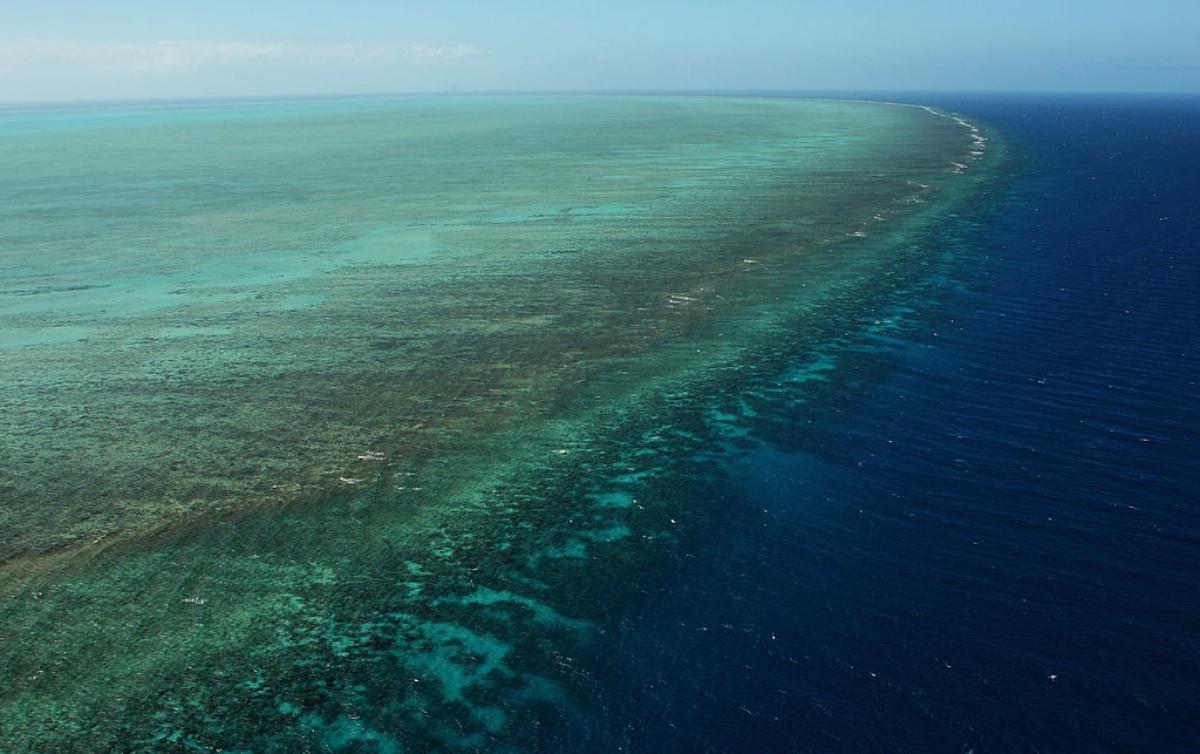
[0,93,1196,752]
[574,94,1200,753]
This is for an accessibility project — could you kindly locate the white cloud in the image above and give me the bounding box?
[0,38,484,75]
[0,38,489,101]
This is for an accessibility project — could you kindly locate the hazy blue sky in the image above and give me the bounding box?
[1,0,1197,102]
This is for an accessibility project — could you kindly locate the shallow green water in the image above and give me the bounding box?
[0,95,991,751]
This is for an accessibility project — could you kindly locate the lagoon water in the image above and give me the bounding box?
[0,94,1196,752]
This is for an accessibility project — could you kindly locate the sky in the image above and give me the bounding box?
[1,0,1197,102]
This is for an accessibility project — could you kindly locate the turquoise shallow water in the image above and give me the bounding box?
[0,95,989,751]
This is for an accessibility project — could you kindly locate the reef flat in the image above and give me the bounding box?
[0,96,993,751]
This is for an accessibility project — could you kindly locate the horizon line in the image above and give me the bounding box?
[2,87,1198,110]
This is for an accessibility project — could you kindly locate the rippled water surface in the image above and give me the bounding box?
[575,94,1200,753]
[2,93,1195,753]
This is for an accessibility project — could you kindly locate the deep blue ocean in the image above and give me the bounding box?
[574,95,1199,752]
